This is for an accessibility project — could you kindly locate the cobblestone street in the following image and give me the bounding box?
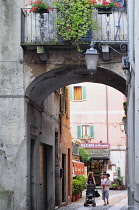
[58,189,128,210]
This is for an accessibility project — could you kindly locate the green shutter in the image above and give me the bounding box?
[70,86,73,100]
[89,125,94,138]
[82,86,86,100]
[77,125,82,139]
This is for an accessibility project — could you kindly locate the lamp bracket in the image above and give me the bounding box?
[98,42,128,55]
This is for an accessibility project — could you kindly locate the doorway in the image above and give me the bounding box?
[62,154,66,203]
[30,137,38,210]
[39,144,47,210]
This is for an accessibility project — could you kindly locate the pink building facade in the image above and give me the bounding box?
[70,82,126,185]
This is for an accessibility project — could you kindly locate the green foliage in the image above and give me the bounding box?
[111,183,117,187]
[72,175,86,195]
[79,147,89,163]
[53,0,99,51]
[72,179,82,195]
[117,167,123,187]
[113,167,124,187]
[75,175,86,191]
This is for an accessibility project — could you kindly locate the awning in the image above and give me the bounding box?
[87,149,110,160]
[72,161,84,175]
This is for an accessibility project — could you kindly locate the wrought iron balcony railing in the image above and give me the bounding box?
[21,8,128,46]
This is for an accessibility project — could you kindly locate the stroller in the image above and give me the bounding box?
[84,183,96,207]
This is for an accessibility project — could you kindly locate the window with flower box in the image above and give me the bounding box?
[77,125,94,139]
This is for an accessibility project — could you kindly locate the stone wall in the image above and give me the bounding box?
[0,0,127,209]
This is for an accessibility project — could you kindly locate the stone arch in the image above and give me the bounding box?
[26,65,126,104]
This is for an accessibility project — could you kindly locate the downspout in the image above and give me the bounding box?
[128,0,135,71]
[106,85,109,143]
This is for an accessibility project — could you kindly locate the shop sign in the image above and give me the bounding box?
[80,143,110,149]
[72,161,84,176]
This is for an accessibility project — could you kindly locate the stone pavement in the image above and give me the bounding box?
[58,189,128,210]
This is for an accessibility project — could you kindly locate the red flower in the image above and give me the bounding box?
[88,0,97,5]
[33,1,41,3]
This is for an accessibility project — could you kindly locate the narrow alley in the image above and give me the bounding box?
[58,189,128,210]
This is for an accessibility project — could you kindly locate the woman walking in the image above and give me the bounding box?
[86,171,96,185]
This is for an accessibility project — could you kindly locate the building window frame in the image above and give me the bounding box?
[77,125,94,139]
[70,85,86,101]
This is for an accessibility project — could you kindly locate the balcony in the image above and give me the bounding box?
[21,7,128,48]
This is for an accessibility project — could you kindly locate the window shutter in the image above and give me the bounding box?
[77,125,82,139]
[82,86,86,100]
[70,86,73,100]
[89,125,94,138]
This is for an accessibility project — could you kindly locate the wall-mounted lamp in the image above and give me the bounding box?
[119,121,124,132]
[84,41,128,76]
[84,41,99,75]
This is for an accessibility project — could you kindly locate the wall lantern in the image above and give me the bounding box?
[119,121,124,132]
[84,41,99,75]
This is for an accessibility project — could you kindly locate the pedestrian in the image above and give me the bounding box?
[86,171,96,185]
[101,173,111,206]
[101,174,105,191]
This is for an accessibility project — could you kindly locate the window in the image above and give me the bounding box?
[77,125,94,139]
[74,86,82,100]
[70,86,86,101]
[82,125,89,139]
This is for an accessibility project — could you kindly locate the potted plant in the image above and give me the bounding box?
[53,0,99,51]
[25,0,53,13]
[110,183,117,190]
[90,0,122,15]
[75,175,86,197]
[116,167,125,190]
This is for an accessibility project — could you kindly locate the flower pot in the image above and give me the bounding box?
[72,195,76,202]
[97,8,112,15]
[36,9,49,14]
[75,195,78,201]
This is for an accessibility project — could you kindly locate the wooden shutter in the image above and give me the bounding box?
[89,125,94,138]
[65,87,68,116]
[77,125,82,139]
[70,86,73,100]
[82,86,86,100]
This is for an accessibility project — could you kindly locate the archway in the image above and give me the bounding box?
[26,65,126,209]
[26,65,126,105]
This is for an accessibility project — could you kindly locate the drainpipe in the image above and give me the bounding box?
[128,0,135,70]
[106,86,109,143]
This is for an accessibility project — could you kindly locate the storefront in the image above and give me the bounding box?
[80,143,110,186]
